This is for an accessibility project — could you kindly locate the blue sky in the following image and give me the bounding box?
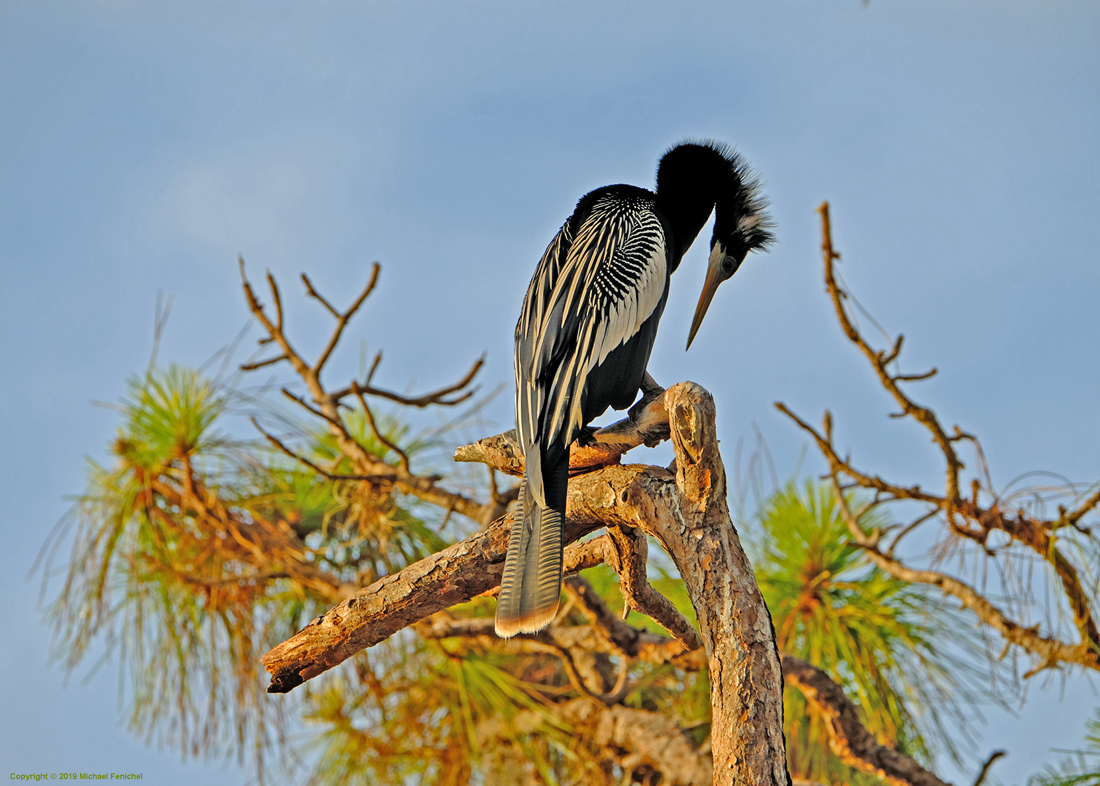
[1,1,1098,783]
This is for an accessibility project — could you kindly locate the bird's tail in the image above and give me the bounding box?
[495,450,567,637]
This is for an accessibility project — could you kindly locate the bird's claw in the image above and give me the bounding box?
[575,425,600,448]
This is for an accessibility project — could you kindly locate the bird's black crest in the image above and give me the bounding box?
[658,139,775,252]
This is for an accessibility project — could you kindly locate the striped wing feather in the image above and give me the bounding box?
[518,193,667,460]
[499,190,666,637]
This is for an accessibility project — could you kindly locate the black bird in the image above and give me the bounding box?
[495,141,774,637]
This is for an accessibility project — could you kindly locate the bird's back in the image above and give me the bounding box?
[498,186,671,638]
[516,185,670,459]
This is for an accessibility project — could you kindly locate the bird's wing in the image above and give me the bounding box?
[515,219,574,459]
[521,195,667,457]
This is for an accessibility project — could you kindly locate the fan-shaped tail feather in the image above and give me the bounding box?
[495,453,567,637]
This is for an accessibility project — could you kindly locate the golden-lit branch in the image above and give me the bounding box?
[776,203,1100,673]
[782,655,950,786]
[238,260,502,526]
[264,381,791,786]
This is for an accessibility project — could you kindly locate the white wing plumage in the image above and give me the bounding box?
[515,193,666,463]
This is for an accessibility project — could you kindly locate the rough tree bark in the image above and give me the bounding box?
[248,263,973,786]
[263,381,791,786]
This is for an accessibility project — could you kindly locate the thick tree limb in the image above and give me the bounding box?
[261,508,607,692]
[782,654,950,786]
[651,384,788,786]
[262,381,790,786]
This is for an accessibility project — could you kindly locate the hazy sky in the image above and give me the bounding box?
[2,1,1098,783]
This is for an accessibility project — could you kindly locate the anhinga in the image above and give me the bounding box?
[495,141,774,637]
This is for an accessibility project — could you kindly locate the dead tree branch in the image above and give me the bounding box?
[605,523,703,651]
[238,260,503,525]
[263,381,789,786]
[453,387,671,477]
[782,654,950,786]
[775,203,1100,673]
[970,750,1006,786]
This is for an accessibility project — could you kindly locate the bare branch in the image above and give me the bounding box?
[884,508,940,557]
[455,389,671,478]
[1066,483,1100,527]
[300,272,341,319]
[563,576,706,671]
[829,481,1100,671]
[312,263,380,375]
[351,381,410,473]
[239,353,288,371]
[775,402,942,506]
[605,524,703,651]
[251,418,388,483]
[817,202,965,504]
[266,271,284,334]
[783,654,951,786]
[330,355,485,409]
[893,368,938,382]
[971,750,1006,786]
[280,388,344,428]
[239,258,311,380]
[261,499,608,692]
[240,263,497,526]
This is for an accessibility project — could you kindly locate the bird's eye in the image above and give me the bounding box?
[721,257,737,275]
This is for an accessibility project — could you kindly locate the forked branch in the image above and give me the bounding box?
[238,260,500,525]
[776,204,1100,672]
[263,382,790,786]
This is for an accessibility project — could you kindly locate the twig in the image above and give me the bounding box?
[817,202,965,505]
[775,403,941,506]
[240,353,288,371]
[1066,483,1100,527]
[970,750,1006,786]
[300,272,341,319]
[330,355,485,409]
[239,262,496,525]
[351,381,410,473]
[885,508,940,558]
[251,418,389,483]
[312,263,380,375]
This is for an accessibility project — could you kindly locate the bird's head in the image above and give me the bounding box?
[681,144,774,350]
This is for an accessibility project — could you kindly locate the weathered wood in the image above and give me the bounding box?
[260,508,612,692]
[262,381,791,786]
[453,387,671,476]
[630,383,789,786]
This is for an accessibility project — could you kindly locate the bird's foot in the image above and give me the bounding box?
[575,425,600,448]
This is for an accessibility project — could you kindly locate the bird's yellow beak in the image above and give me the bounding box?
[686,245,726,350]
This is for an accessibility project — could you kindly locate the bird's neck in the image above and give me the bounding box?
[653,187,718,274]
